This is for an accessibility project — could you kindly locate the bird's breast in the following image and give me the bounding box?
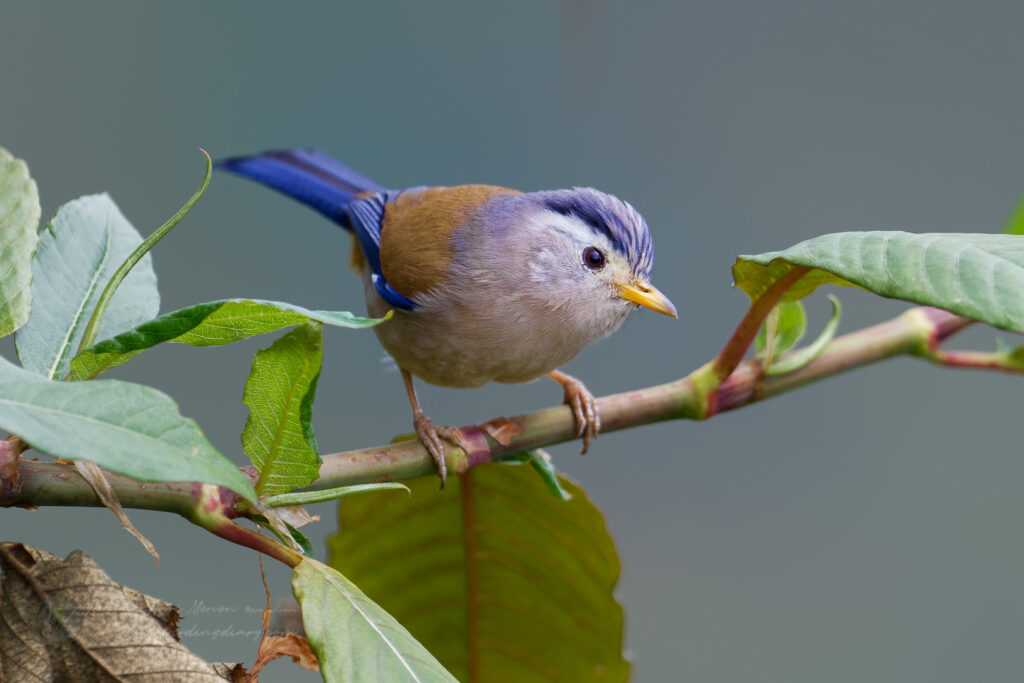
[363,269,628,388]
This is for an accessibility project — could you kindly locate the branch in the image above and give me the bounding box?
[4,305,992,524]
[7,463,302,567]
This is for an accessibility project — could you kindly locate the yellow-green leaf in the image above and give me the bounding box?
[327,465,628,682]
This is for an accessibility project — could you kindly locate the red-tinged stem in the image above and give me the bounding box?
[710,266,811,384]
[181,484,303,568]
[917,305,977,343]
[903,307,1024,373]
[195,513,303,568]
[5,462,301,567]
[923,349,1024,373]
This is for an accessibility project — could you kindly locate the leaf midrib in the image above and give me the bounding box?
[320,569,422,681]
[48,215,113,380]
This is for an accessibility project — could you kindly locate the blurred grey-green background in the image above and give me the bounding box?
[4,2,1024,681]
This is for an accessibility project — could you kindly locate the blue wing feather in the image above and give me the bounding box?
[218,148,384,226]
[346,192,419,311]
[218,148,419,311]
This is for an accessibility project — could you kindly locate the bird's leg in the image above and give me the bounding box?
[547,369,601,454]
[401,369,470,487]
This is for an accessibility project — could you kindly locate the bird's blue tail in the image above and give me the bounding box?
[217,148,385,228]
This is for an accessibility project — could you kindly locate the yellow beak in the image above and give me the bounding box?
[617,280,678,318]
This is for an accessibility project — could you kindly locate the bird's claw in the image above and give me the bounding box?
[412,410,470,487]
[559,376,601,454]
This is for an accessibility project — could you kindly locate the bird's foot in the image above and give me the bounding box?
[412,410,471,487]
[550,371,601,454]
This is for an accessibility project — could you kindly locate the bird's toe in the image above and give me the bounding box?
[551,371,602,455]
[413,410,448,487]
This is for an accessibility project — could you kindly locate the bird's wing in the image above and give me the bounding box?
[377,185,521,300]
[349,185,519,310]
[346,190,422,311]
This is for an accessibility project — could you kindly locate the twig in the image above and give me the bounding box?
[4,306,990,528]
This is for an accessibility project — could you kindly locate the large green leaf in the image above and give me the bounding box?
[68,299,386,381]
[15,194,158,380]
[243,322,323,496]
[0,354,256,502]
[292,557,456,683]
[327,463,628,682]
[0,148,40,338]
[734,232,1024,333]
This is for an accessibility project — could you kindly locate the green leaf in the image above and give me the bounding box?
[15,194,159,380]
[252,514,316,557]
[0,354,256,501]
[286,522,314,557]
[292,557,456,683]
[734,232,1024,333]
[0,148,41,338]
[67,299,387,381]
[327,465,628,682]
[755,300,806,365]
[767,295,842,375]
[243,322,323,496]
[264,482,410,508]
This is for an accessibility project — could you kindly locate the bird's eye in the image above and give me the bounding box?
[583,246,606,271]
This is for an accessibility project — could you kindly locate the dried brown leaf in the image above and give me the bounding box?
[211,661,248,681]
[273,504,320,530]
[479,416,522,446]
[0,436,28,495]
[249,634,319,680]
[121,586,180,640]
[0,543,221,681]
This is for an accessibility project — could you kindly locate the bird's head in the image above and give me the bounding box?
[518,188,677,324]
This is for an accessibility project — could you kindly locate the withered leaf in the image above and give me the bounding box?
[0,543,222,681]
[0,436,28,495]
[249,633,319,681]
[211,661,248,681]
[479,416,522,446]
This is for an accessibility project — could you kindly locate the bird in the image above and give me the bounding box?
[219,149,677,485]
